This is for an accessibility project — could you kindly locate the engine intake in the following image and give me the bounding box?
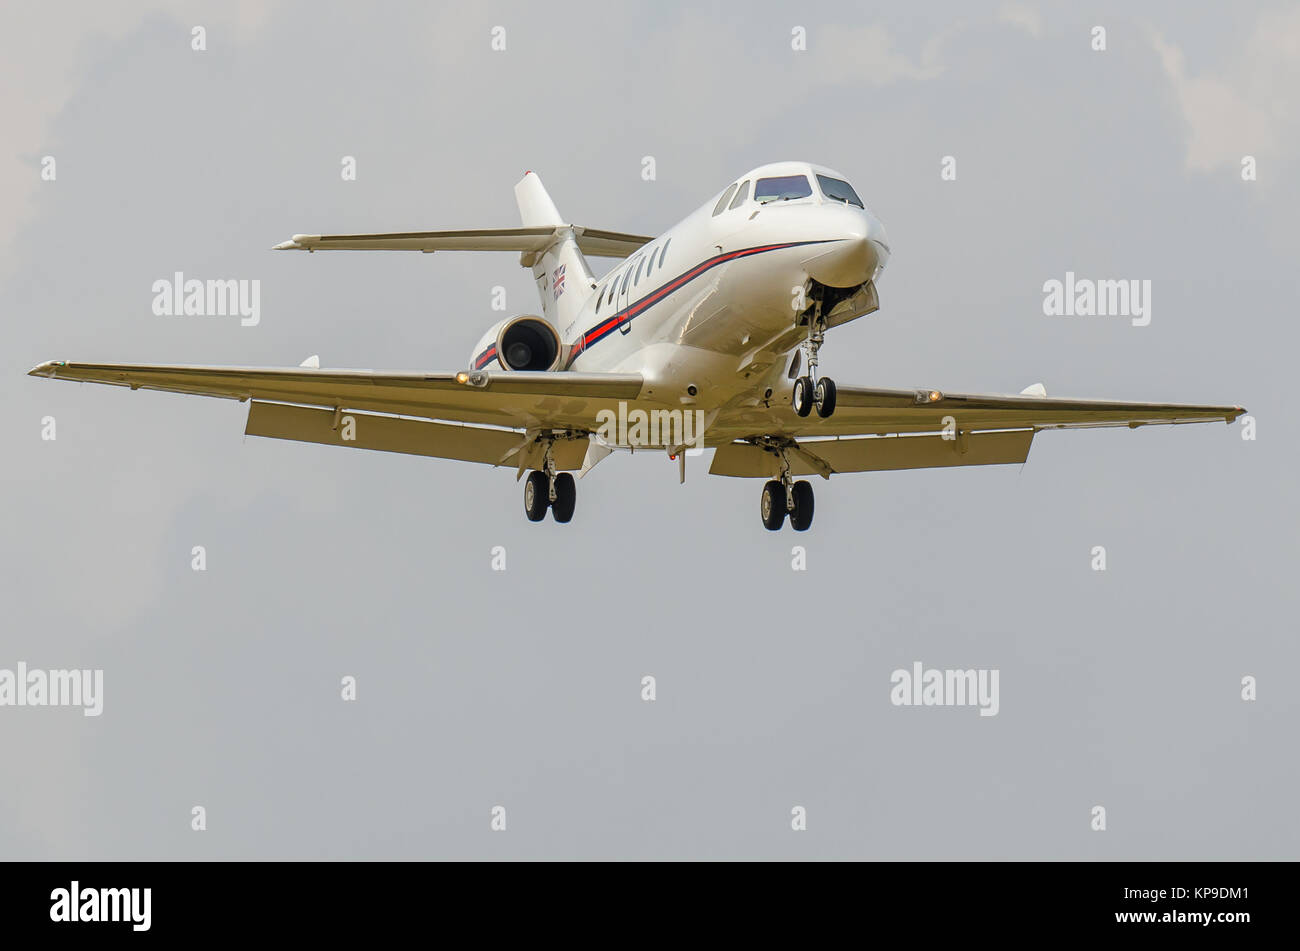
[496,316,562,371]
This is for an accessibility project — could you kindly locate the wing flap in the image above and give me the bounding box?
[245,402,590,470]
[709,430,1035,478]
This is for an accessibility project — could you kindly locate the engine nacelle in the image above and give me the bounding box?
[468,315,563,371]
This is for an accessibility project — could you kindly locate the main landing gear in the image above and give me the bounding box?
[760,472,814,532]
[791,295,837,419]
[522,441,576,523]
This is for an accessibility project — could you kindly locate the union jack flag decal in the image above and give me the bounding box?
[553,264,566,300]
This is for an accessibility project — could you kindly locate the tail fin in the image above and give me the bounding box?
[514,172,594,333]
[514,172,563,228]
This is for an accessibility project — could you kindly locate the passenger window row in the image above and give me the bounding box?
[594,237,672,314]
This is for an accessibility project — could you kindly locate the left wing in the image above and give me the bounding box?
[709,383,1245,478]
[27,361,647,471]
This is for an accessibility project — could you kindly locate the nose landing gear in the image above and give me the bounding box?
[791,294,837,419]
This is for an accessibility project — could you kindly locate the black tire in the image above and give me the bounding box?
[551,472,576,523]
[814,376,837,418]
[523,470,549,521]
[792,376,813,417]
[790,480,815,531]
[760,480,786,531]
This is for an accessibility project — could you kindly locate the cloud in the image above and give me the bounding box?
[1153,7,1300,175]
[998,2,1043,39]
[813,24,946,86]
[0,2,272,270]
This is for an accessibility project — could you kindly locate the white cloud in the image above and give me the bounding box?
[814,24,946,86]
[1154,7,1300,175]
[0,2,272,269]
[998,2,1043,39]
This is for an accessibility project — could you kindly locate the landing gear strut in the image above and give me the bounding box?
[758,456,815,532]
[522,439,577,523]
[792,293,837,418]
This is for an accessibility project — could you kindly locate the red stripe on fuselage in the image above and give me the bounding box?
[578,241,815,353]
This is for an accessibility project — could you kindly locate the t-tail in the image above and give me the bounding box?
[514,171,596,332]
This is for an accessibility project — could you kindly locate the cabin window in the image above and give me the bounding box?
[659,238,671,267]
[728,180,750,210]
[755,174,813,203]
[712,184,738,216]
[595,286,603,313]
[635,258,645,285]
[816,175,864,208]
[620,269,632,295]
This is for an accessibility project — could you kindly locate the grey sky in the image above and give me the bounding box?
[2,0,1296,859]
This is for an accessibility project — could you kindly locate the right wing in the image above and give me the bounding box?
[274,226,653,260]
[709,383,1245,478]
[28,361,647,471]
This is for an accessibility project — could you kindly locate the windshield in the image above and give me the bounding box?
[754,175,813,203]
[817,175,863,208]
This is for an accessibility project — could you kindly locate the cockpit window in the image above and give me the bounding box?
[712,183,738,216]
[728,180,750,210]
[755,175,813,203]
[817,175,863,208]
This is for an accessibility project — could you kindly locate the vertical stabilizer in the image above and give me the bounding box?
[514,172,594,334]
[514,171,564,228]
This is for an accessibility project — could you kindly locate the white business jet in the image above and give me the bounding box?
[29,162,1244,530]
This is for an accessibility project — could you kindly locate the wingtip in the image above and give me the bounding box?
[274,234,317,251]
[28,360,63,377]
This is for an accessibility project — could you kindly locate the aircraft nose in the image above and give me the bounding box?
[805,208,890,288]
[867,212,890,273]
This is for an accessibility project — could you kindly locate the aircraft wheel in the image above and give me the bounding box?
[790,480,815,531]
[792,376,814,417]
[814,377,837,418]
[551,472,576,523]
[760,480,786,531]
[523,470,549,522]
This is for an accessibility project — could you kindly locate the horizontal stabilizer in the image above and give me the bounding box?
[274,226,652,259]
